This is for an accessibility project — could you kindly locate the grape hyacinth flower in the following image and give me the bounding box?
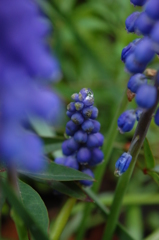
[55,88,104,187]
[116,0,159,175]
[0,0,62,172]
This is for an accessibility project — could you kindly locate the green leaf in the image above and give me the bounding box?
[18,161,94,182]
[42,136,64,154]
[39,0,110,79]
[1,179,49,240]
[30,117,55,137]
[84,188,135,240]
[152,164,159,173]
[0,189,5,214]
[143,138,155,169]
[51,181,91,200]
[42,136,64,145]
[19,180,49,234]
[144,228,159,240]
[147,170,159,186]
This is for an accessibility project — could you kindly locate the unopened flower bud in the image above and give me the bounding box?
[71,93,79,101]
[75,102,84,111]
[115,152,132,176]
[82,120,94,133]
[62,140,74,156]
[77,147,91,164]
[125,12,140,33]
[118,110,136,133]
[127,73,147,93]
[136,84,157,108]
[145,0,159,21]
[67,138,80,151]
[71,112,84,125]
[65,156,79,170]
[74,130,88,143]
[130,0,147,6]
[91,120,101,133]
[66,120,79,134]
[80,169,94,187]
[67,102,76,112]
[89,148,104,166]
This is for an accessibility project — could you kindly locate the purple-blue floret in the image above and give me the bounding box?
[55,88,104,187]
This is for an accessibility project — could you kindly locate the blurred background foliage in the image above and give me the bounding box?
[2,0,159,239]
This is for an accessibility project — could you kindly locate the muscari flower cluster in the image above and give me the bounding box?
[55,88,104,186]
[116,0,159,176]
[0,0,61,172]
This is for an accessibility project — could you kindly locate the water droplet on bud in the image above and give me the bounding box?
[114,169,122,177]
[84,90,94,106]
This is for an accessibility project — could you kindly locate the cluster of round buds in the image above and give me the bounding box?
[55,88,104,187]
[116,0,159,175]
[121,0,159,111]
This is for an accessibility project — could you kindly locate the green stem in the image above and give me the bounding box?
[93,88,128,192]
[84,188,134,240]
[7,167,29,240]
[7,166,19,195]
[50,198,76,240]
[76,89,128,240]
[144,229,159,240]
[102,76,159,240]
[72,193,159,214]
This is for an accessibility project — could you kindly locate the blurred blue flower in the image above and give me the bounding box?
[0,0,62,171]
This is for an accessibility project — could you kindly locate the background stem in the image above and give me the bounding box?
[102,74,159,240]
[50,198,76,240]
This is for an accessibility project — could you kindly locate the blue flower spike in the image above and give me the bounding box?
[115,153,132,176]
[117,0,159,177]
[0,0,62,172]
[54,88,104,187]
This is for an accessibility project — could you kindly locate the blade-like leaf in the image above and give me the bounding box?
[42,136,64,154]
[19,180,49,234]
[51,181,92,201]
[44,142,62,154]
[18,161,94,182]
[42,136,64,145]
[147,170,159,186]
[38,0,110,79]
[84,188,135,240]
[1,179,49,240]
[152,164,159,173]
[143,138,155,169]
[30,117,55,137]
